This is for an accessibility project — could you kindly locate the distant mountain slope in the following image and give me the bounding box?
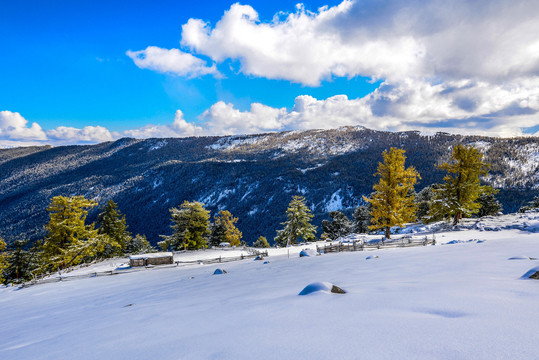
[0,127,537,244]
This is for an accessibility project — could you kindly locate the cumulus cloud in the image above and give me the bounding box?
[121,110,203,138]
[46,126,114,145]
[126,46,219,77]
[198,78,539,137]
[0,111,114,147]
[0,111,47,142]
[180,0,539,85]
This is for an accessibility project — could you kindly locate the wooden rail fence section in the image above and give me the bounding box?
[317,237,436,253]
[21,250,269,288]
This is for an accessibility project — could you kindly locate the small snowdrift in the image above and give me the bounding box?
[213,269,227,275]
[521,266,539,280]
[298,282,346,295]
[115,263,130,270]
[444,239,486,245]
[299,249,317,257]
[508,256,537,260]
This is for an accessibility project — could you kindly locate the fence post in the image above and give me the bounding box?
[219,256,221,263]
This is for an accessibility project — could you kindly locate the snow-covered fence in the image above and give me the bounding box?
[317,236,435,254]
[20,250,269,288]
[174,251,268,265]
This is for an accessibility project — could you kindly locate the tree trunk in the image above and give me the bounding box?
[453,211,462,225]
[385,227,391,239]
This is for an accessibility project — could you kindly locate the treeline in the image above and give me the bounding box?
[0,197,153,285]
[2,144,538,285]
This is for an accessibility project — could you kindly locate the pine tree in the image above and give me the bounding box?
[321,211,353,240]
[210,210,242,247]
[365,148,420,239]
[159,201,210,250]
[96,200,131,257]
[477,192,503,217]
[125,234,154,254]
[519,196,539,213]
[415,185,436,219]
[0,237,8,284]
[3,239,36,284]
[40,196,114,273]
[253,236,270,248]
[274,196,317,247]
[352,205,371,233]
[427,145,494,225]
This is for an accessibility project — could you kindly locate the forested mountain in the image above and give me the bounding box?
[0,126,537,245]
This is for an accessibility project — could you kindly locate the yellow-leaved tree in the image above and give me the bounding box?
[365,148,420,239]
[40,195,115,273]
[210,210,242,247]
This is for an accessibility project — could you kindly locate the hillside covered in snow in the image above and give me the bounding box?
[0,126,537,244]
[1,212,538,359]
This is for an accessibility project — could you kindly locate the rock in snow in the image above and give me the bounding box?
[298,282,347,295]
[521,266,539,280]
[299,249,317,257]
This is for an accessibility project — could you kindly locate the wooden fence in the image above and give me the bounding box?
[317,236,436,254]
[20,250,269,288]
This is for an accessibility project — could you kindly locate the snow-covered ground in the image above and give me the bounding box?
[1,212,538,360]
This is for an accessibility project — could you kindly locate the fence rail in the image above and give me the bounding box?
[317,237,436,254]
[20,250,269,288]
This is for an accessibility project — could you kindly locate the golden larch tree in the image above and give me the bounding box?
[365,148,420,239]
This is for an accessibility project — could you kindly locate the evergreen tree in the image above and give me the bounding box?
[427,145,494,225]
[209,210,242,247]
[415,185,436,219]
[3,239,36,284]
[365,148,420,239]
[519,196,539,213]
[125,234,154,254]
[0,237,7,284]
[40,196,114,273]
[477,192,503,217]
[352,205,371,233]
[96,200,131,257]
[321,211,353,240]
[274,196,317,247]
[159,201,210,250]
[253,236,270,248]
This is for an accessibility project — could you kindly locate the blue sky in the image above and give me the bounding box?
[1,0,538,146]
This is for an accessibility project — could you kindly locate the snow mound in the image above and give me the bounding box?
[115,263,130,270]
[298,282,346,296]
[520,266,539,280]
[254,255,264,261]
[213,269,227,275]
[299,249,317,257]
[508,256,537,260]
[444,239,486,245]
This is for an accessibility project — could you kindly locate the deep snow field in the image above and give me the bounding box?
[1,212,538,360]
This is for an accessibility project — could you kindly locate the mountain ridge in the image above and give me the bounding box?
[0,126,537,244]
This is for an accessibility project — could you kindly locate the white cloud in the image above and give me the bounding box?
[181,0,539,85]
[46,126,114,145]
[121,110,203,138]
[0,111,114,147]
[0,111,47,142]
[181,2,423,85]
[126,46,219,78]
[197,78,539,137]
